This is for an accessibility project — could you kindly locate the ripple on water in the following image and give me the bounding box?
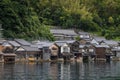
[0,62,120,80]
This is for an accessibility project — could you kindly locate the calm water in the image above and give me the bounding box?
[0,61,120,80]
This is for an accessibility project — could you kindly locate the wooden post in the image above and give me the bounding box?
[25,52,28,62]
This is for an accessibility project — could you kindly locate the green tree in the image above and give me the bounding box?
[0,0,54,41]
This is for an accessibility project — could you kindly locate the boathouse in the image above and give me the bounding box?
[49,43,59,60]
[112,47,120,60]
[3,53,16,63]
[79,44,95,62]
[2,42,16,63]
[71,41,80,59]
[94,45,110,60]
[60,42,73,61]
[42,42,53,61]
[55,41,73,60]
[0,51,3,62]
[0,40,5,51]
[15,46,41,62]
[32,41,57,61]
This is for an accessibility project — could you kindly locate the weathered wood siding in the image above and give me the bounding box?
[95,47,106,58]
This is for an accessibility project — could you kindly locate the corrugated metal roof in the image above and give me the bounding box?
[15,39,31,46]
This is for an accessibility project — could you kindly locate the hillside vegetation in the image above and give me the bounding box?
[0,0,120,40]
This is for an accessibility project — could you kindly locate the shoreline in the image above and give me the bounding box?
[1,57,120,63]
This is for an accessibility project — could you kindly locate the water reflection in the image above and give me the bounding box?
[49,62,58,80]
[0,61,120,80]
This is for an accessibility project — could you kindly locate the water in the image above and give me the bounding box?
[0,61,120,80]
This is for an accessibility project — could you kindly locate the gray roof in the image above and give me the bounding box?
[55,41,67,46]
[90,39,99,45]
[31,44,43,49]
[93,36,106,42]
[43,42,53,47]
[79,31,90,35]
[56,43,66,47]
[55,40,75,44]
[37,45,43,49]
[20,46,40,52]
[112,48,120,51]
[32,41,54,48]
[30,44,38,48]
[50,29,77,36]
[66,40,76,44]
[36,41,48,45]
[2,41,11,46]
[34,41,53,48]
[54,34,64,37]
[94,45,110,48]
[9,41,21,47]
[0,40,6,44]
[55,40,66,43]
[104,40,118,46]
[15,39,31,46]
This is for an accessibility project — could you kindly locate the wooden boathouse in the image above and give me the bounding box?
[55,41,73,61]
[15,46,41,62]
[49,43,59,60]
[3,53,16,63]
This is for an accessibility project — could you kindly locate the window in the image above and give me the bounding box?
[63,47,69,52]
[82,49,85,52]
[44,48,50,53]
[89,49,94,52]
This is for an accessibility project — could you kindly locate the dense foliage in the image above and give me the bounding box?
[0,0,54,41]
[0,0,120,40]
